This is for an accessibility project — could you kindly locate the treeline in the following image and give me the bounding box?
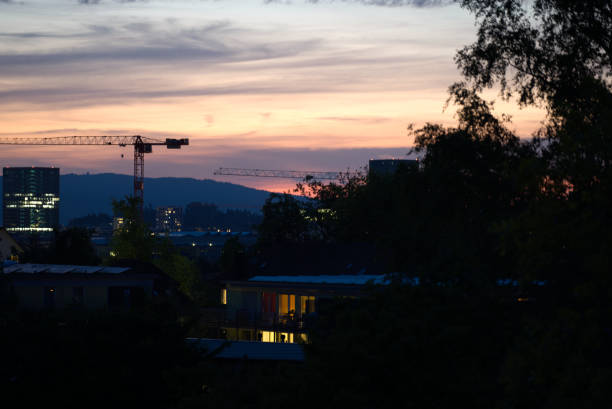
[183,202,261,231]
[67,203,260,232]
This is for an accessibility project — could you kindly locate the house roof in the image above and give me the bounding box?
[2,263,131,275]
[248,274,388,285]
[186,338,305,362]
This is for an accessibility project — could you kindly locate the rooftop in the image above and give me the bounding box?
[248,274,388,285]
[2,263,131,275]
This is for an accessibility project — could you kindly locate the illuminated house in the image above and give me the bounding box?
[2,167,60,234]
[155,206,183,232]
[220,275,386,344]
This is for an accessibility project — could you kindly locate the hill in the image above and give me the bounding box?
[0,173,272,225]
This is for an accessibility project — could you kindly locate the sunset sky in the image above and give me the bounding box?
[0,0,545,192]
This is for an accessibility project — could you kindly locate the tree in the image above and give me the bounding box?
[257,193,312,245]
[50,227,100,266]
[218,237,248,279]
[457,1,611,109]
[109,196,155,263]
[456,0,612,188]
[155,238,203,302]
[68,213,112,230]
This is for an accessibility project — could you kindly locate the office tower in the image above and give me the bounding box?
[3,167,60,233]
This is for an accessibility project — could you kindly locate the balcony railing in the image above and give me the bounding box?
[199,307,312,332]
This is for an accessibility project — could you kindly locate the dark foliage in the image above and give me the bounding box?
[67,213,112,229]
[184,201,261,232]
[0,308,200,409]
[249,3,612,406]
[21,227,100,265]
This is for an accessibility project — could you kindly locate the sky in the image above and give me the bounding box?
[0,0,545,192]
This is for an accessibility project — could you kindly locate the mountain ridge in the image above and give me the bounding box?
[0,173,273,225]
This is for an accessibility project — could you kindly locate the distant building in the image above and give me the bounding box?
[368,159,417,177]
[2,167,60,234]
[155,206,183,232]
[112,216,125,231]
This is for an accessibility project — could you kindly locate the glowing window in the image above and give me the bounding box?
[260,331,275,343]
[301,296,315,314]
[221,288,227,305]
[279,294,296,315]
[278,332,294,343]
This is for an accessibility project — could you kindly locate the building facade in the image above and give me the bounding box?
[155,206,183,232]
[2,167,60,234]
[220,275,386,344]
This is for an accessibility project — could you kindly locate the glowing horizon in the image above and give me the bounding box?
[0,0,545,193]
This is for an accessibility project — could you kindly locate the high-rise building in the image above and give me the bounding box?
[2,167,60,233]
[155,206,183,232]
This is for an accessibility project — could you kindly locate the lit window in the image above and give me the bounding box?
[278,332,294,343]
[301,296,315,314]
[221,288,227,305]
[279,294,296,315]
[260,331,275,343]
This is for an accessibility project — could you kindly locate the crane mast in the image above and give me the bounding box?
[0,135,189,216]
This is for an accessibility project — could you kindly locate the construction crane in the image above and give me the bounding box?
[214,167,349,180]
[0,135,189,215]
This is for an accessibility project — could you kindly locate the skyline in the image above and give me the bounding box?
[0,0,545,192]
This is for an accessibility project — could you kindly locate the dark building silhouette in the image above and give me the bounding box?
[369,159,417,176]
[2,167,60,233]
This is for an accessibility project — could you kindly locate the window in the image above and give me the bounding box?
[278,332,294,343]
[258,331,296,343]
[279,294,296,315]
[221,288,227,305]
[301,296,315,314]
[260,331,275,343]
[262,292,276,313]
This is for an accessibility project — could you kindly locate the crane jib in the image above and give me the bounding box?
[0,135,189,219]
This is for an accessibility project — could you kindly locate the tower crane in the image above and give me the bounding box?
[214,167,351,180]
[0,135,189,215]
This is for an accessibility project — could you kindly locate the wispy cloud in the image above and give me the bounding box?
[266,0,453,7]
[316,116,392,124]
